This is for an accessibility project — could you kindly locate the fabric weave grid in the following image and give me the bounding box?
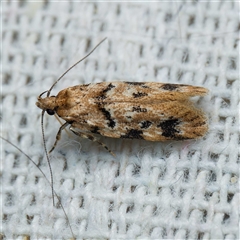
[2,2,239,239]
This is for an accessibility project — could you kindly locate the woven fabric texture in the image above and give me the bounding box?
[2,2,239,239]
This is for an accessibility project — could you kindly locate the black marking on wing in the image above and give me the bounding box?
[96,83,116,101]
[121,129,144,139]
[100,107,116,128]
[140,121,152,129]
[161,84,179,91]
[91,126,100,134]
[126,82,145,85]
[125,82,150,89]
[133,92,148,98]
[103,83,115,93]
[132,106,147,112]
[96,95,107,101]
[157,118,180,138]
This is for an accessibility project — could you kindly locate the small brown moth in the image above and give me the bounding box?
[37,81,208,153]
[36,38,208,204]
[36,38,209,155]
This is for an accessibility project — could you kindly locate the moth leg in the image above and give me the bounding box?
[69,127,115,157]
[49,122,69,153]
[54,114,71,137]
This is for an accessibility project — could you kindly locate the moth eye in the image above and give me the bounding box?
[46,109,55,115]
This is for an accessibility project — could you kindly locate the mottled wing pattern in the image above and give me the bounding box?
[59,82,208,141]
[87,81,208,102]
[71,101,207,141]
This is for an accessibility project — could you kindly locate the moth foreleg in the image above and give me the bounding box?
[69,127,115,157]
[49,122,69,153]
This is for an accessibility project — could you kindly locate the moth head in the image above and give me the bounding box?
[36,92,56,115]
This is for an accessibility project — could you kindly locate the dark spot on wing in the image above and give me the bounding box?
[133,92,148,98]
[103,83,115,93]
[96,95,107,101]
[96,83,115,101]
[121,129,144,139]
[161,84,179,91]
[91,126,100,134]
[125,82,150,89]
[132,106,147,112]
[100,107,116,128]
[157,118,180,138]
[140,121,152,129]
[126,82,145,85]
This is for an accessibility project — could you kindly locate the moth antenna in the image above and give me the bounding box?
[41,109,55,206]
[39,90,48,98]
[47,37,107,97]
[1,136,75,239]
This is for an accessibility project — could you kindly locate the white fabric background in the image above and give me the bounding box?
[1,1,239,239]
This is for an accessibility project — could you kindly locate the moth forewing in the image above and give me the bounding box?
[36,81,208,154]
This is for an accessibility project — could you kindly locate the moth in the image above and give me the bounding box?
[36,81,208,155]
[36,39,208,156]
[36,38,208,206]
